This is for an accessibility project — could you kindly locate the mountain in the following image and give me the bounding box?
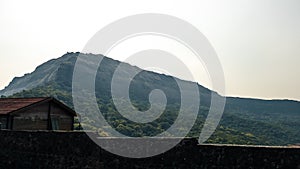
[1,52,299,145]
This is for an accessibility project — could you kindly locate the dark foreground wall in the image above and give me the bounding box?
[0,130,299,169]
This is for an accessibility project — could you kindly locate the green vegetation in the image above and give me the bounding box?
[11,81,300,146]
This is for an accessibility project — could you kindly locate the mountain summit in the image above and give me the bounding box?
[0,52,80,96]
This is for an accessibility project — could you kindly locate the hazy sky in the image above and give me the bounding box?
[0,0,299,101]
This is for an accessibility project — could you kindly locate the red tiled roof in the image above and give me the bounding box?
[0,98,50,115]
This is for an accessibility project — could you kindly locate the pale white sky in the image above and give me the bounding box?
[0,0,299,101]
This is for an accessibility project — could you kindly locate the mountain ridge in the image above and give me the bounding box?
[2,52,298,103]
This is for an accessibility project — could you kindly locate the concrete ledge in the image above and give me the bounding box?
[0,130,299,169]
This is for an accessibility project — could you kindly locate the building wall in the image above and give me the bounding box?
[0,115,7,129]
[11,101,73,131]
[12,103,48,130]
[50,103,73,130]
[0,130,299,169]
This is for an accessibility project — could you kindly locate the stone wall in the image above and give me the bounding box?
[0,130,299,169]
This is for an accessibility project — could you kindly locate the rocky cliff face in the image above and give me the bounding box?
[0,52,79,96]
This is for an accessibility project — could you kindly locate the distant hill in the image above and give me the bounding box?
[1,52,299,145]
